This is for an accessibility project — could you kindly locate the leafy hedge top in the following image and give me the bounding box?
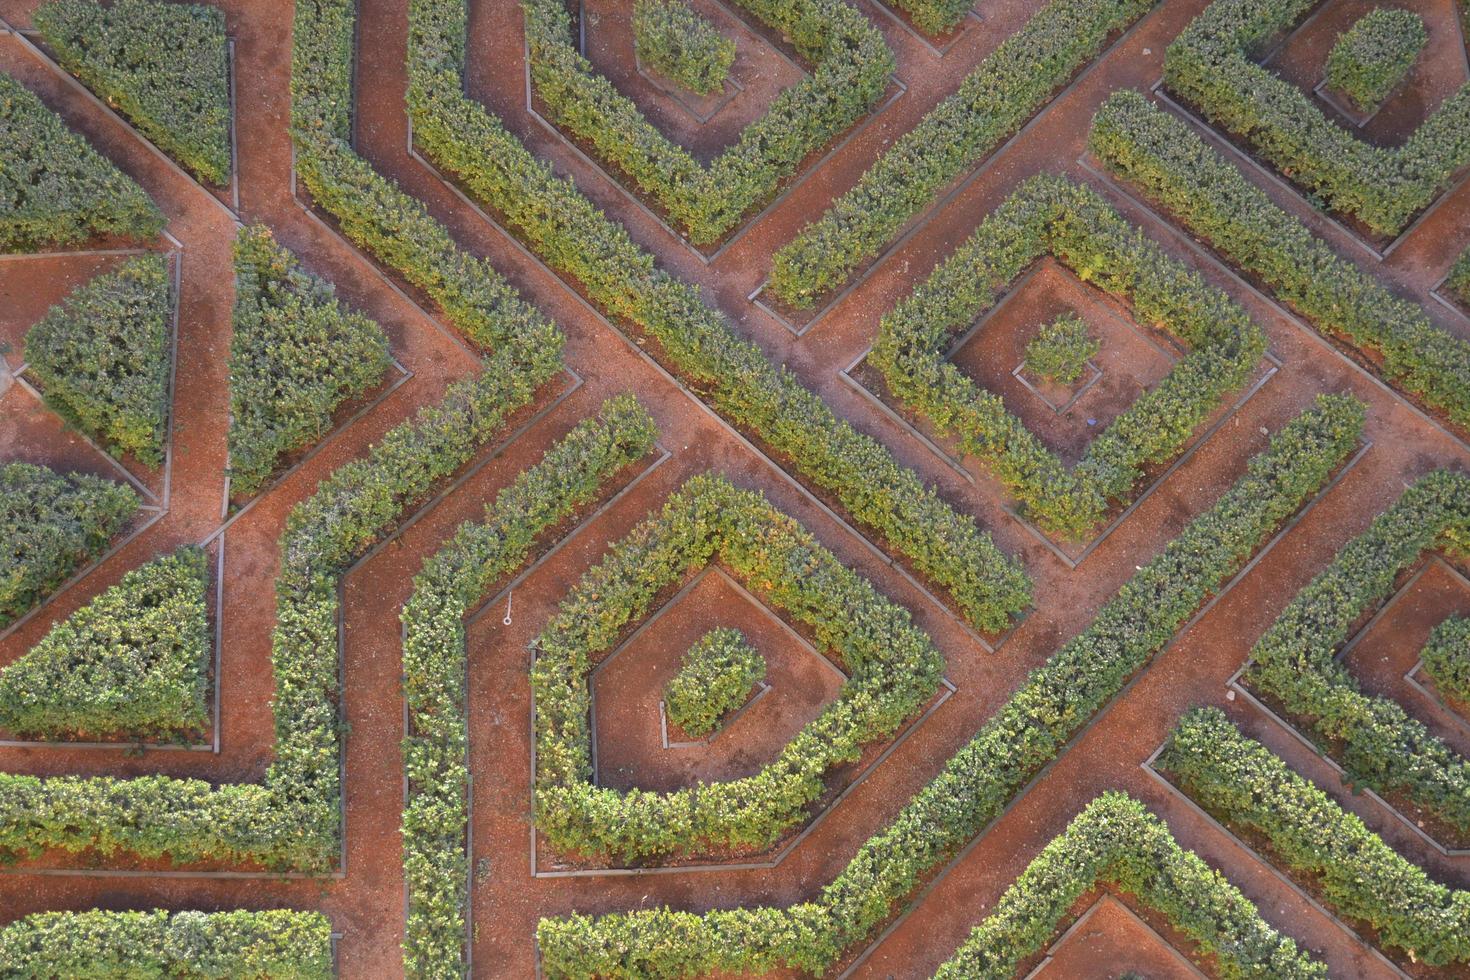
[1423,614,1470,705]
[1325,7,1427,113]
[632,0,735,97]
[35,0,231,185]
[25,252,171,466]
[0,71,163,251]
[1447,244,1470,309]
[664,627,766,738]
[1024,313,1097,385]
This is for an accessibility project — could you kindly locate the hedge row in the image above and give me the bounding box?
[632,0,735,97]
[1324,8,1426,115]
[932,792,1322,978]
[533,473,945,861]
[524,0,892,245]
[1164,0,1470,237]
[873,174,1265,539]
[0,462,139,628]
[766,0,1155,308]
[1423,615,1470,706]
[34,0,231,185]
[0,355,544,871]
[401,395,656,979]
[1090,90,1470,432]
[0,545,209,741]
[1238,468,1470,834]
[534,395,1364,976]
[665,627,765,738]
[1164,707,1470,967]
[0,908,334,977]
[402,0,1033,634]
[229,225,391,499]
[0,71,163,251]
[25,252,171,466]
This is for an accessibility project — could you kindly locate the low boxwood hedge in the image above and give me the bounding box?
[632,0,735,97]
[1325,8,1426,115]
[665,627,765,738]
[874,174,1265,539]
[535,395,1363,976]
[1423,615,1470,706]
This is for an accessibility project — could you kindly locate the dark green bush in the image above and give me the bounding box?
[1325,8,1426,114]
[665,628,765,737]
[633,0,734,96]
[1023,313,1096,385]
[1164,707,1470,967]
[767,0,1155,308]
[0,545,209,740]
[229,224,391,498]
[34,0,231,185]
[0,71,163,251]
[1423,615,1470,705]
[25,253,171,466]
[1091,90,1470,432]
[0,462,139,628]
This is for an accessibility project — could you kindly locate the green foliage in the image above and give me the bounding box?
[665,627,765,738]
[885,0,975,36]
[1163,707,1470,967]
[873,175,1265,540]
[1447,244,1470,309]
[0,71,163,251]
[633,0,735,96]
[1023,313,1097,385]
[0,546,209,740]
[1091,90,1470,432]
[767,0,1155,307]
[932,793,1323,978]
[524,0,892,245]
[1325,8,1426,114]
[34,0,231,185]
[0,908,334,978]
[1164,0,1470,237]
[532,474,945,862]
[398,0,1034,634]
[534,397,1363,977]
[229,224,391,498]
[1423,615,1470,705]
[0,462,139,628]
[401,395,657,979]
[24,253,171,465]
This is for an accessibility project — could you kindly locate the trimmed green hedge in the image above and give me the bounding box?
[1090,90,1470,431]
[633,0,734,97]
[401,0,1033,634]
[34,0,231,185]
[665,627,765,738]
[1325,8,1426,114]
[524,0,892,245]
[25,253,171,466]
[1423,615,1470,706]
[1164,0,1470,237]
[229,224,391,498]
[1023,313,1095,385]
[534,395,1363,977]
[0,908,334,977]
[766,0,1155,308]
[1163,707,1470,967]
[0,462,139,628]
[1237,469,1470,834]
[874,174,1265,539]
[0,71,163,251]
[533,473,945,862]
[932,792,1323,978]
[401,395,656,979]
[0,545,209,740]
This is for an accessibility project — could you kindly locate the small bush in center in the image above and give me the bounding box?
[1023,313,1098,385]
[1325,8,1427,113]
[664,627,765,738]
[633,0,735,97]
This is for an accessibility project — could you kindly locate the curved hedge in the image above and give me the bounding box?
[1423,615,1470,706]
[534,395,1363,976]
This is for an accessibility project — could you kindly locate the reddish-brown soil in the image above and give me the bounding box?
[3,0,1470,976]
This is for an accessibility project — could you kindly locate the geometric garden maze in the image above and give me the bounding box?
[1,0,1469,974]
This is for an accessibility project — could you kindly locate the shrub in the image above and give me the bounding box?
[1163,707,1470,967]
[34,0,231,185]
[0,908,334,977]
[24,253,171,466]
[1325,8,1426,114]
[0,462,139,628]
[886,0,976,36]
[873,174,1265,539]
[229,224,391,498]
[1024,313,1097,385]
[1423,615,1470,705]
[0,545,209,740]
[1447,244,1470,309]
[665,628,766,738]
[1090,90,1470,432]
[633,0,734,96]
[767,0,1155,308]
[0,71,163,251]
[1164,0,1470,237]
[535,396,1364,976]
[400,0,1034,634]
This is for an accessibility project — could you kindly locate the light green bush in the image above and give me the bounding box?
[664,628,765,737]
[1325,8,1427,114]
